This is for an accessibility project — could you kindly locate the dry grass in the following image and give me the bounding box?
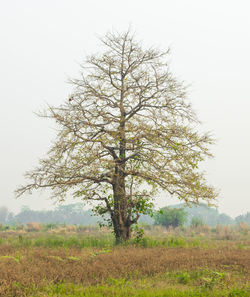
[0,245,249,296]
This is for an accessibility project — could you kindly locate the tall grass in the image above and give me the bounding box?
[16,234,115,248]
[0,233,207,248]
[0,222,249,249]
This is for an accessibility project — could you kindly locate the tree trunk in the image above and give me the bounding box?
[112,58,130,244]
[113,218,131,244]
[112,170,131,244]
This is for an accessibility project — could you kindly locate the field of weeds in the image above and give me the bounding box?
[0,225,249,296]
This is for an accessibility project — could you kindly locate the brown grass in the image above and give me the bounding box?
[0,245,249,296]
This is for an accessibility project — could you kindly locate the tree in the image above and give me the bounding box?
[16,29,217,243]
[0,206,8,224]
[154,207,187,228]
[191,216,205,228]
[217,213,234,225]
[181,202,220,226]
[235,212,250,225]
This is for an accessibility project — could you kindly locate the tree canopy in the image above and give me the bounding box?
[16,29,217,242]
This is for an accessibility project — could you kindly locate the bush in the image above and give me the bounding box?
[177,272,191,284]
[43,223,59,231]
[25,222,42,232]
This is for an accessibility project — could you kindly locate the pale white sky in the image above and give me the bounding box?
[0,0,249,217]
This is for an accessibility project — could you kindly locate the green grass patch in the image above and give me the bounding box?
[28,282,250,297]
[0,255,20,264]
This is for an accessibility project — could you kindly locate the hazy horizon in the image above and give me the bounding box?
[1,0,249,218]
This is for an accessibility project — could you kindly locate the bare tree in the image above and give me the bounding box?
[16,30,217,243]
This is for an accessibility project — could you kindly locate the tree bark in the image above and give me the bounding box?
[112,170,131,243]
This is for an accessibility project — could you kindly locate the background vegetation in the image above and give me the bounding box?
[0,203,248,227]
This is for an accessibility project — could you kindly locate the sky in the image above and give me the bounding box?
[0,0,249,217]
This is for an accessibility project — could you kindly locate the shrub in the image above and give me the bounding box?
[177,272,191,284]
[26,222,42,232]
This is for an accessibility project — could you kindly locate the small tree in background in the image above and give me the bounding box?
[16,29,217,243]
[154,207,187,228]
[235,212,250,225]
[217,213,235,225]
[0,206,8,224]
[191,216,205,228]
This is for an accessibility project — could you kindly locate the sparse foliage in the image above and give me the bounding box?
[16,29,216,242]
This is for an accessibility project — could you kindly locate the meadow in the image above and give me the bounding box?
[0,223,249,296]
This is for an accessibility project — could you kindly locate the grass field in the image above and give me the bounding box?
[0,224,249,296]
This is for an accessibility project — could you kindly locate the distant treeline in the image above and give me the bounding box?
[0,203,249,226]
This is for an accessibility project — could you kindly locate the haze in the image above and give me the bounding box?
[0,0,249,217]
